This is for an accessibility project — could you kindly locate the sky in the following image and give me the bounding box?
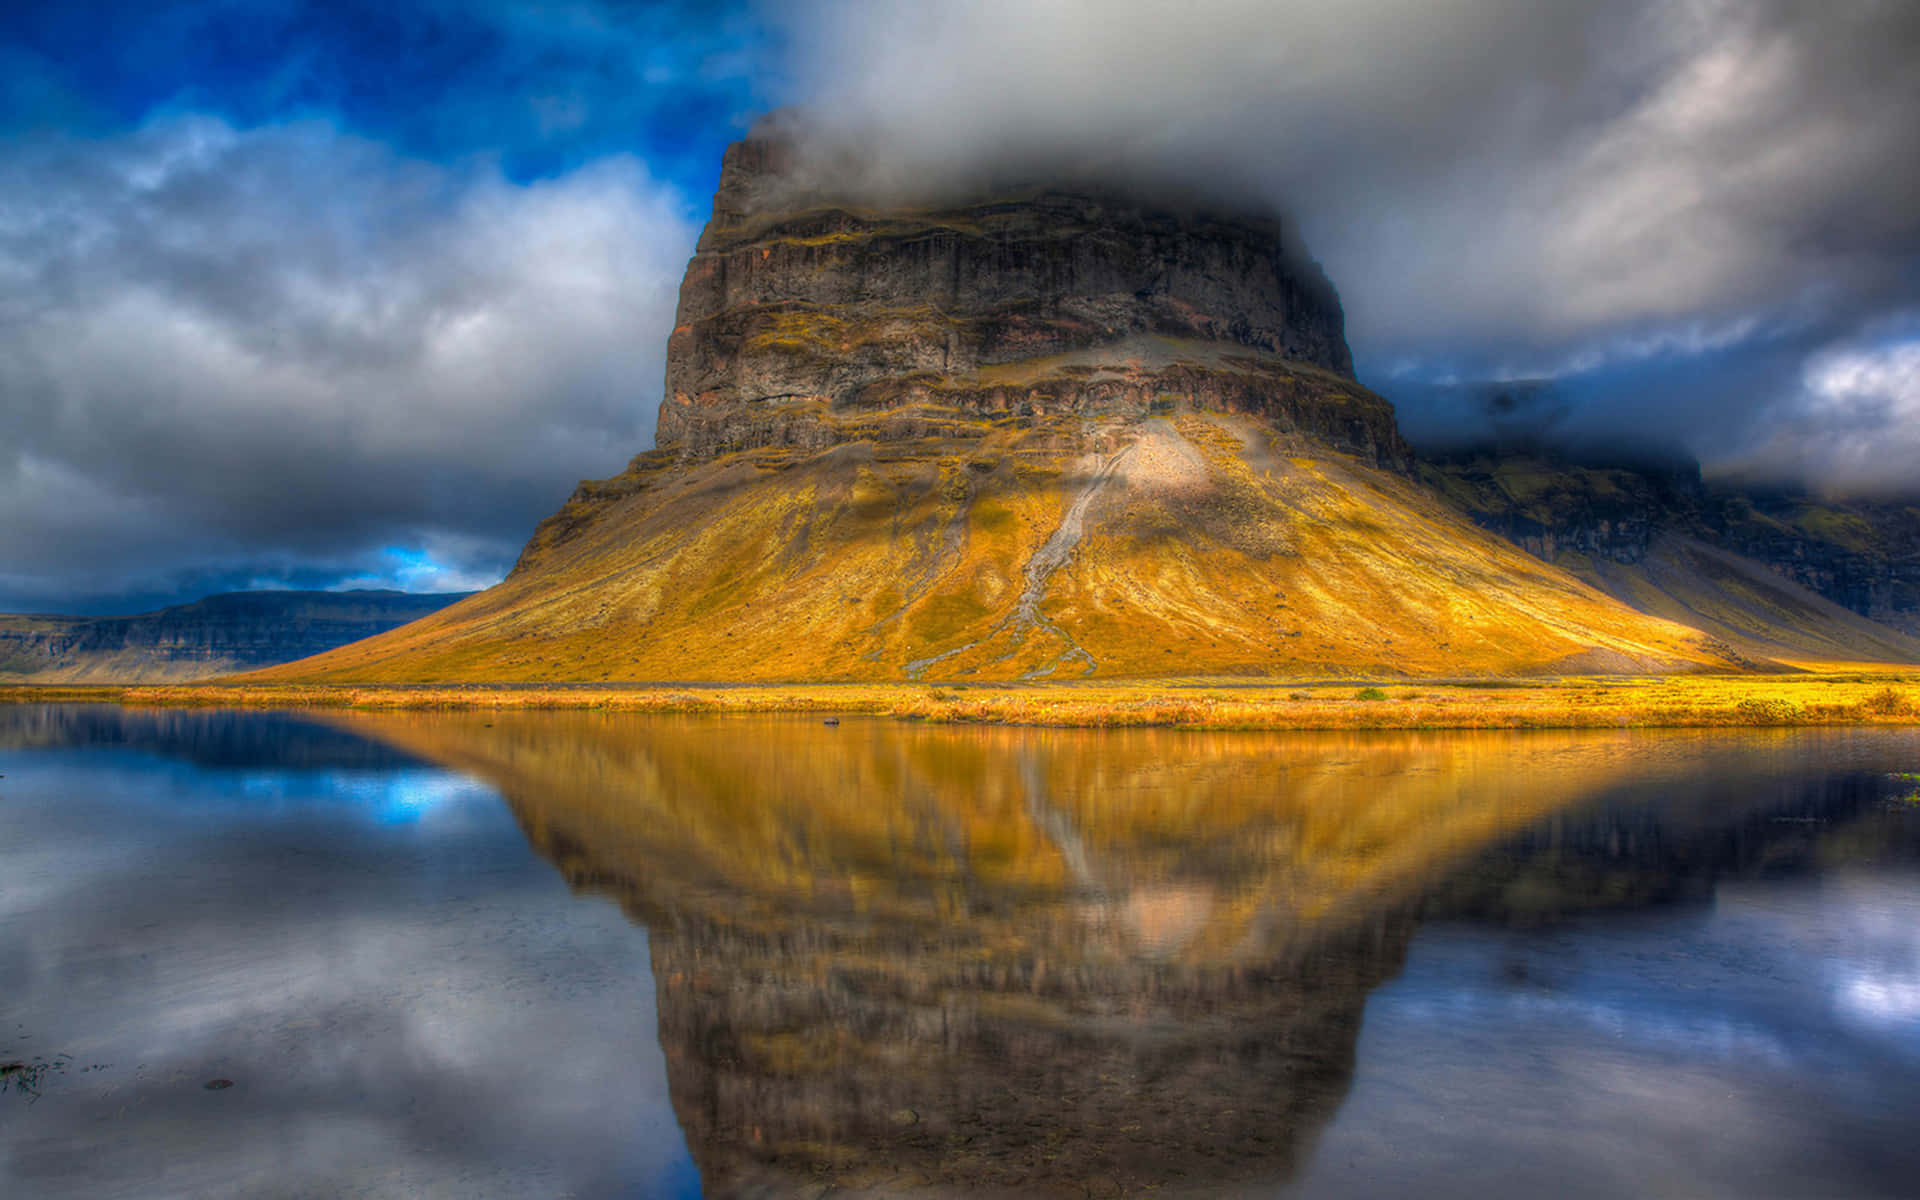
[3,0,1918,614]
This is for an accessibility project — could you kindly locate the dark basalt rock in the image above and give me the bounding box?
[1713,492,1920,637]
[655,119,1393,468]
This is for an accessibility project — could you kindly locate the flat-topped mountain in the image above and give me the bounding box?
[259,122,1762,683]
[0,589,469,683]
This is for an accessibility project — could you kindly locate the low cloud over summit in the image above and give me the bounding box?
[784,0,1920,484]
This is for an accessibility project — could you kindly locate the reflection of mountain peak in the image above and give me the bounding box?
[653,906,1398,1197]
[327,712,1920,1197]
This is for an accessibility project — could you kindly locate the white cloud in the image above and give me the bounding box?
[1722,330,1920,491]
[1806,342,1920,417]
[0,115,698,610]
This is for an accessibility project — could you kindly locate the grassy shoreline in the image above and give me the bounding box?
[3,673,1918,731]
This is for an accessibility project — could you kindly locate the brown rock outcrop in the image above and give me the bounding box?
[656,117,1397,467]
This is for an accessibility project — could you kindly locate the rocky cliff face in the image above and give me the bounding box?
[0,589,469,682]
[1714,492,1920,637]
[656,120,1396,467]
[1418,447,1704,566]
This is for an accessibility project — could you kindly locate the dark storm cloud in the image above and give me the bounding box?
[0,0,779,613]
[0,115,697,612]
[776,0,1920,489]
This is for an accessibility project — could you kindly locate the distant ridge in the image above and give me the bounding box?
[1421,446,1920,665]
[0,589,470,683]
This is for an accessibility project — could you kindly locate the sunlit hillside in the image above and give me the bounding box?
[258,400,1735,683]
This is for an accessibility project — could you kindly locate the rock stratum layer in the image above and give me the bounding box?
[262,125,1767,683]
[656,130,1371,462]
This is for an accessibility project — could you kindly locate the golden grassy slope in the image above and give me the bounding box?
[254,410,1736,684]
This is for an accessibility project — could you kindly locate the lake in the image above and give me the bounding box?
[4,705,1919,1197]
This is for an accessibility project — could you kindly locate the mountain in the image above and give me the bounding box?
[1421,446,1920,665]
[259,120,1757,684]
[0,589,470,683]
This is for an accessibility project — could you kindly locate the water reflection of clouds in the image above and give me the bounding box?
[1292,876,1920,1198]
[232,767,489,824]
[1396,989,1801,1070]
[1,751,699,1199]
[1785,875,1920,1035]
[1398,887,1920,1071]
[1843,977,1920,1023]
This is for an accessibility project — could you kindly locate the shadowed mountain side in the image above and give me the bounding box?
[0,589,470,683]
[1421,449,1920,663]
[325,713,1920,1197]
[255,411,1735,682]
[1574,533,1920,666]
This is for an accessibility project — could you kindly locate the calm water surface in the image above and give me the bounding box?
[4,705,1919,1198]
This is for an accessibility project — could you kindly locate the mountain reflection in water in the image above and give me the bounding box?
[327,712,1920,1199]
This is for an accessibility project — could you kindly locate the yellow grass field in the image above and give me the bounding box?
[7,670,1918,730]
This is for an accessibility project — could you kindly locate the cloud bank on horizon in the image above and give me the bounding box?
[2,0,1917,612]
